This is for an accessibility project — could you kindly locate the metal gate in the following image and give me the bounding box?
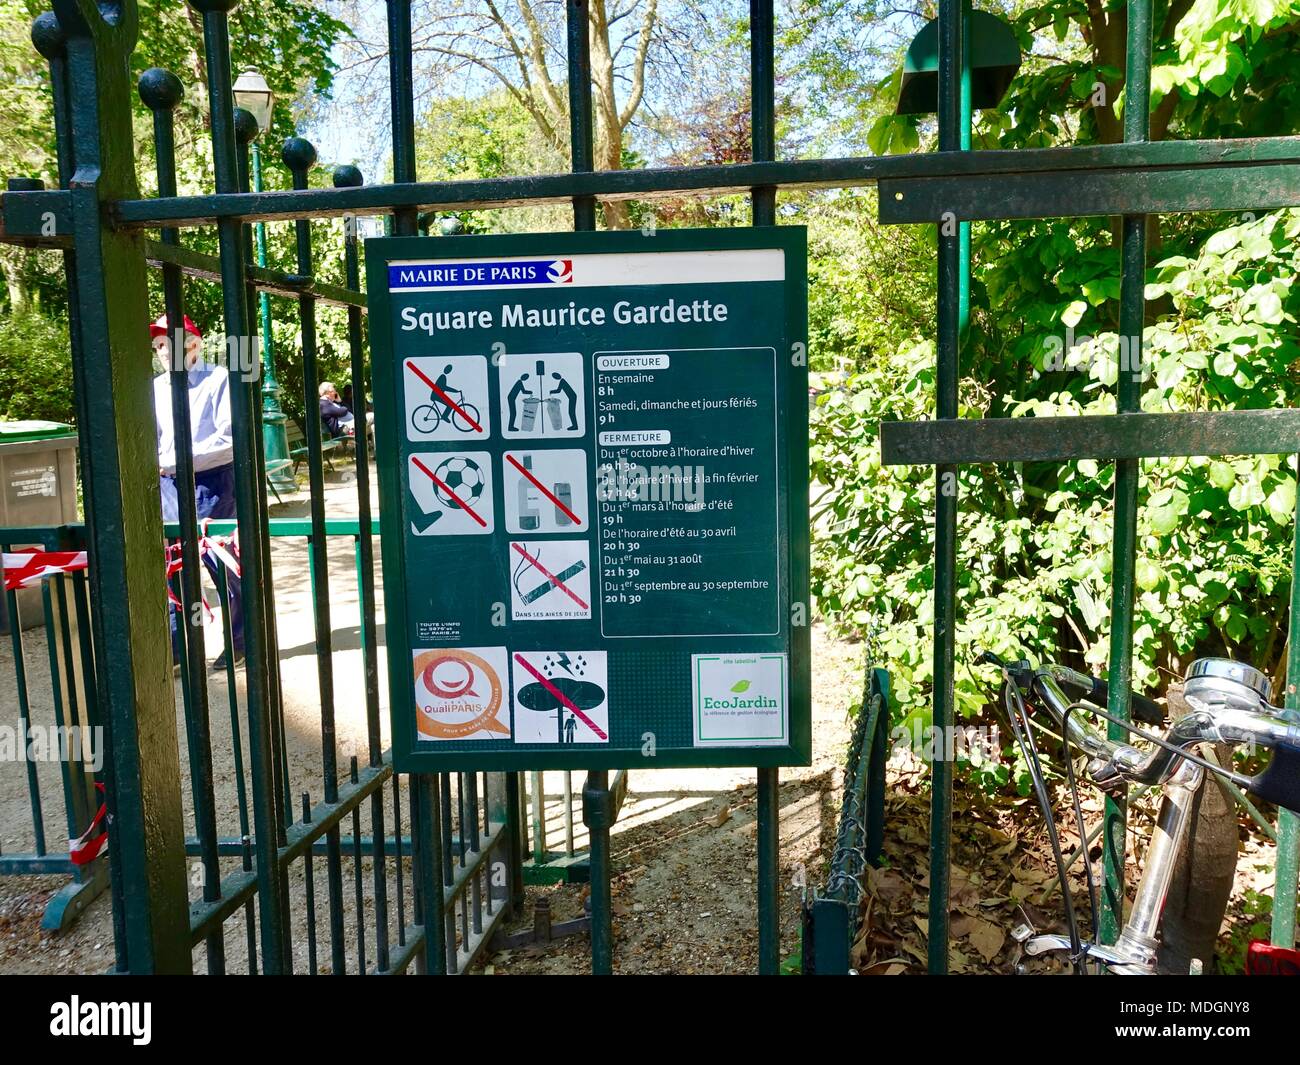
[2,0,1298,973]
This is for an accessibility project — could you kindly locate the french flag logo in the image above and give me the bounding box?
[547,259,574,283]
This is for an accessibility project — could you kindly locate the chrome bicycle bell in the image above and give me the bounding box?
[1183,658,1272,713]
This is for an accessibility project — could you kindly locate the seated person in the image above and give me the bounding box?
[319,381,355,437]
[339,381,376,442]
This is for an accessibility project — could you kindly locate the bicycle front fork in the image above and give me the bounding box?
[1016,759,1205,975]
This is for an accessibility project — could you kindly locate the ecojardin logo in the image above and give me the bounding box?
[702,677,780,710]
[692,653,788,746]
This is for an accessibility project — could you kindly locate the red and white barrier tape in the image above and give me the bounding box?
[1,531,241,866]
[3,530,240,612]
[69,783,109,866]
[0,550,88,591]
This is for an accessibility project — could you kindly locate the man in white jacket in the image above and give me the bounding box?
[152,314,243,669]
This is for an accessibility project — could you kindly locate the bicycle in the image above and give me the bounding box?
[977,651,1300,975]
[411,395,482,435]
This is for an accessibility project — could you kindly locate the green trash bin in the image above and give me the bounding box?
[0,420,80,634]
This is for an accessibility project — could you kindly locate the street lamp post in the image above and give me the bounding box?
[233,69,294,494]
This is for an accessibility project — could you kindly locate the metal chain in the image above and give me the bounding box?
[818,688,882,906]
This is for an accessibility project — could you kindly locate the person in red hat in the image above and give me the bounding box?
[151,314,244,670]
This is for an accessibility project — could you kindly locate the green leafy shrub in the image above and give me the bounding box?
[810,209,1300,741]
[0,311,75,424]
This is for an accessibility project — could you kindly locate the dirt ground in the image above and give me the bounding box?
[0,462,865,975]
[846,745,1288,975]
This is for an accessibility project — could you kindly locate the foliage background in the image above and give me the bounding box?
[801,0,1300,786]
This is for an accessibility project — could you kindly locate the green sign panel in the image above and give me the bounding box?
[367,228,809,771]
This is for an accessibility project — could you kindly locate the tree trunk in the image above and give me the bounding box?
[597,129,630,229]
[588,0,631,229]
[1,247,30,315]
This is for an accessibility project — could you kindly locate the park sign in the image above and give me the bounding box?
[366,228,810,772]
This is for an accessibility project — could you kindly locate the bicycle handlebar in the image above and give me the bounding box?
[1047,665,1165,726]
[977,651,1300,815]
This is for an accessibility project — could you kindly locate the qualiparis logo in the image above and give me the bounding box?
[413,647,510,739]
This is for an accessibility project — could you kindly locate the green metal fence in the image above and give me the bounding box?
[0,524,107,933]
[801,668,890,975]
[2,0,1298,973]
[2,517,518,973]
[873,0,1300,968]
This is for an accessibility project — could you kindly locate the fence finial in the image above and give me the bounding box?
[30,11,66,58]
[332,164,363,188]
[138,67,184,113]
[233,107,259,145]
[281,136,318,175]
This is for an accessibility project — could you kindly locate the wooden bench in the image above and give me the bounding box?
[285,419,344,474]
[264,457,295,504]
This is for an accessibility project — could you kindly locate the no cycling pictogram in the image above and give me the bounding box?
[406,358,485,433]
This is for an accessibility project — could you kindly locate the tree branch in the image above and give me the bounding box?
[514,0,569,135]
[618,0,656,129]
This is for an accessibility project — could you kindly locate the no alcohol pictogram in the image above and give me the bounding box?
[502,449,588,534]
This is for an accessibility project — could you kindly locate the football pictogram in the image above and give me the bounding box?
[433,455,486,509]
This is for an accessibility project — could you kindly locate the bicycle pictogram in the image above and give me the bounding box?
[405,358,487,437]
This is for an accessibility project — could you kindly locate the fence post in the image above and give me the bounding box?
[45,0,190,972]
[1274,461,1300,947]
[1099,0,1155,946]
[582,772,614,974]
[749,0,783,977]
[189,0,291,973]
[505,771,527,913]
[926,0,969,976]
[866,669,890,865]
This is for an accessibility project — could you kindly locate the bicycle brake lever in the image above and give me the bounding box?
[1087,755,1127,793]
[974,649,1035,680]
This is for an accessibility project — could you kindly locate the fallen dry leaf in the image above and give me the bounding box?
[867,868,909,903]
[861,959,908,975]
[967,918,1005,962]
[949,914,978,938]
